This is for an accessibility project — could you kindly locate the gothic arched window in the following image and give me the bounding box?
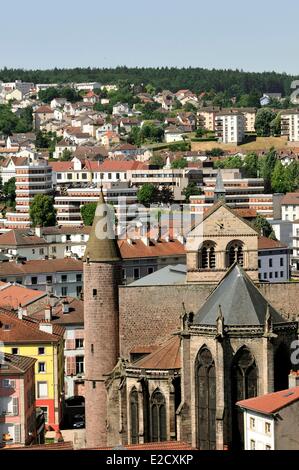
[150,390,167,442]
[130,388,139,444]
[231,347,258,449]
[195,347,216,450]
[227,240,244,267]
[199,242,216,269]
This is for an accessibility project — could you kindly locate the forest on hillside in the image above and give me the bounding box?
[0,67,297,96]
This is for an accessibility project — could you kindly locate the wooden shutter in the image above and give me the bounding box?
[12,397,19,416]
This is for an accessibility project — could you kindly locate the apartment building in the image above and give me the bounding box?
[237,382,299,450]
[239,108,256,132]
[0,353,36,447]
[197,107,221,131]
[190,170,273,219]
[0,259,83,298]
[258,236,290,283]
[128,167,202,201]
[54,183,137,226]
[215,111,245,144]
[0,310,64,431]
[281,192,299,221]
[30,298,84,399]
[5,158,52,229]
[281,110,299,142]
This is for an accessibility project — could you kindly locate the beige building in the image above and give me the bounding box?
[197,107,220,131]
[281,110,299,142]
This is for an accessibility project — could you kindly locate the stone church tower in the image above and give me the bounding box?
[83,191,122,448]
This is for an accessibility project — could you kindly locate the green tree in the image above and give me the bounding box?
[29,194,56,227]
[243,152,258,178]
[285,161,299,192]
[206,148,224,157]
[253,215,276,239]
[195,128,206,138]
[255,109,276,136]
[80,202,97,226]
[158,186,174,204]
[3,177,16,208]
[260,148,277,192]
[271,161,288,193]
[60,149,73,161]
[214,155,243,169]
[182,183,202,202]
[171,158,188,169]
[270,113,281,136]
[137,183,159,206]
[150,154,164,168]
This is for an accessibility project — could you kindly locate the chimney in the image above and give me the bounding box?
[35,226,42,238]
[17,304,23,320]
[141,236,150,246]
[39,323,53,335]
[289,370,299,388]
[62,299,70,314]
[44,305,52,321]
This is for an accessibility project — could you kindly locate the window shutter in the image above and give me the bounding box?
[14,424,21,443]
[71,356,76,375]
[13,397,19,416]
[10,379,16,389]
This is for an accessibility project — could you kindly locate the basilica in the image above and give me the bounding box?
[83,193,299,450]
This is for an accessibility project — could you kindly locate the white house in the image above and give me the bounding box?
[258,236,290,283]
[237,380,299,450]
[281,193,299,221]
[164,126,184,143]
[112,102,130,116]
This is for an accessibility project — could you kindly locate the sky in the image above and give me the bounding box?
[1,0,299,74]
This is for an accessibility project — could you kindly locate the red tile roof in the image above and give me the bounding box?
[0,309,64,343]
[35,105,53,114]
[98,160,147,172]
[131,336,181,370]
[0,284,46,309]
[281,192,299,205]
[117,239,185,259]
[0,229,47,247]
[237,386,299,415]
[0,258,82,276]
[258,236,287,250]
[31,297,84,326]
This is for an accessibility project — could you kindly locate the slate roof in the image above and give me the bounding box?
[193,263,285,326]
[128,264,186,286]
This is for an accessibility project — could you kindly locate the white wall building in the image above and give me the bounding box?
[281,110,299,142]
[258,236,290,283]
[215,111,245,144]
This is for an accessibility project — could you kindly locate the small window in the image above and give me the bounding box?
[37,381,48,398]
[51,246,56,253]
[38,362,46,373]
[46,275,52,284]
[250,417,255,429]
[57,173,62,180]
[250,439,256,450]
[76,274,82,282]
[61,286,68,296]
[269,272,273,279]
[76,356,84,374]
[258,260,261,268]
[280,258,284,267]
[92,381,96,389]
[67,173,72,180]
[32,249,35,254]
[66,235,71,241]
[93,289,97,296]
[31,277,38,285]
[39,248,44,255]
[76,286,82,297]
[265,422,271,434]
[38,347,45,355]
[280,271,284,277]
[133,268,140,280]
[91,344,94,353]
[264,273,267,279]
[269,259,273,268]
[148,267,154,274]
[40,406,48,423]
[75,339,84,349]
[82,173,87,180]
[11,347,19,355]
[61,274,67,282]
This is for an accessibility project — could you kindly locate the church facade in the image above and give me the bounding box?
[83,199,299,449]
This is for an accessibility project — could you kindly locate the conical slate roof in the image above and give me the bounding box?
[83,189,121,262]
[193,263,285,326]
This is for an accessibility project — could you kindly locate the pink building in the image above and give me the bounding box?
[0,353,36,447]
